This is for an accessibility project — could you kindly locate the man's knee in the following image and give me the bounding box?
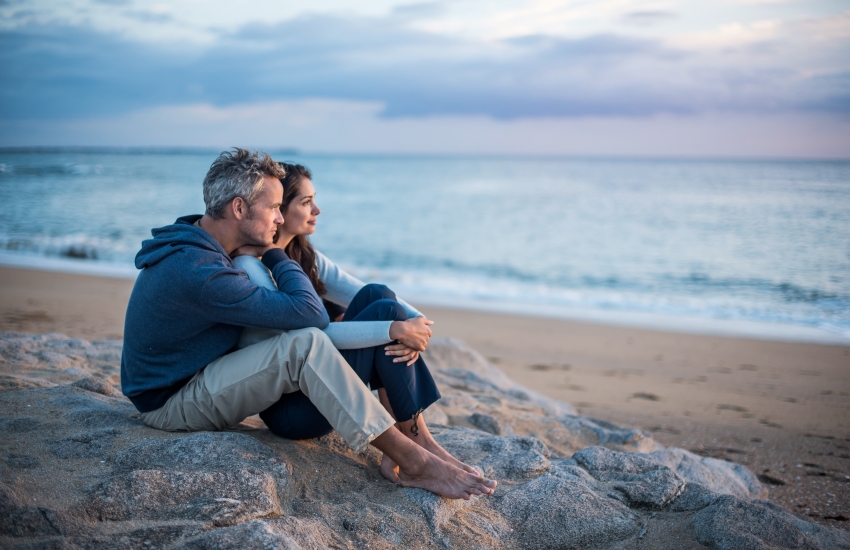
[280,326,327,341]
[278,326,332,352]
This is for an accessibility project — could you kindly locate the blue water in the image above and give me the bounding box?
[1,149,848,343]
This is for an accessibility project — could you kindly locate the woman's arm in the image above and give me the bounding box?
[232,255,394,350]
[315,250,424,318]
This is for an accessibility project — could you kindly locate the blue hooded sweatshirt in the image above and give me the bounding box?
[120,214,330,413]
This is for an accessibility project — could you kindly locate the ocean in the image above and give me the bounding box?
[1,148,848,344]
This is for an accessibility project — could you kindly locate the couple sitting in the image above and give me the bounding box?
[120,149,496,499]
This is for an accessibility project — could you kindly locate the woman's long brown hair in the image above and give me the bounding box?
[278,163,326,296]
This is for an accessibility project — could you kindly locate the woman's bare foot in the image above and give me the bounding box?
[396,453,496,500]
[417,437,479,475]
[397,414,480,475]
[380,454,401,484]
[371,425,496,500]
[373,390,483,481]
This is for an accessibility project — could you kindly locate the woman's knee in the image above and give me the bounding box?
[372,299,408,321]
[260,392,333,440]
[358,283,396,302]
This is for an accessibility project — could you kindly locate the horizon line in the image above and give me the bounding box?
[1,146,849,163]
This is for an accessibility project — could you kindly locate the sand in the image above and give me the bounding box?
[1,264,848,528]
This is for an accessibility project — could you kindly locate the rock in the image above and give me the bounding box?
[87,433,292,528]
[51,389,139,428]
[426,338,575,417]
[468,412,503,435]
[665,481,719,512]
[496,469,641,549]
[5,453,40,469]
[421,404,449,425]
[86,468,282,526]
[0,332,121,386]
[691,495,850,550]
[0,483,63,538]
[435,427,551,479]
[113,432,279,472]
[649,447,767,500]
[182,520,301,549]
[573,446,686,509]
[2,332,849,550]
[50,428,122,459]
[265,516,335,550]
[0,374,54,393]
[404,489,472,545]
[404,487,480,543]
[425,339,659,455]
[70,377,122,398]
[0,417,42,432]
[560,414,658,453]
[68,524,205,550]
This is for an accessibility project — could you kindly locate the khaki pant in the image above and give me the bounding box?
[140,327,396,453]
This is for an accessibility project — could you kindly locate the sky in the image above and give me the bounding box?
[1,0,848,157]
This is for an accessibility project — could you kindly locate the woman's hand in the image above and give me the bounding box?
[389,317,434,352]
[384,343,420,366]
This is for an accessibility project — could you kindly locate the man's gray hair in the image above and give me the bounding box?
[202,148,287,219]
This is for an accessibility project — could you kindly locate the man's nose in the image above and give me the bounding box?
[274,210,284,224]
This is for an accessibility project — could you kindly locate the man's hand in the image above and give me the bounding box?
[231,244,274,258]
[384,343,420,366]
[389,317,434,352]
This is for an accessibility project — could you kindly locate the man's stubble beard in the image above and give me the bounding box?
[240,205,274,247]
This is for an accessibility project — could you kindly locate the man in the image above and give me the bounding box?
[121,148,495,499]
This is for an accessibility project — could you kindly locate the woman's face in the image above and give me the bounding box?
[282,178,320,237]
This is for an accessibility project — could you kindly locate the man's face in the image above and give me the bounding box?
[238,175,284,247]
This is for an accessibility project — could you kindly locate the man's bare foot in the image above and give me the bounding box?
[371,427,496,500]
[380,454,401,484]
[396,453,496,500]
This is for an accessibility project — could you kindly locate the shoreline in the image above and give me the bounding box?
[2,250,847,346]
[1,262,848,528]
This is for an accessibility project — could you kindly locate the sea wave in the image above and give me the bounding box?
[1,150,847,345]
[0,248,847,344]
[0,234,131,262]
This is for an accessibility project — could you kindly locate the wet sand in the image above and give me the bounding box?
[1,264,848,527]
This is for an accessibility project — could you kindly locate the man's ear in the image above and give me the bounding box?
[230,197,247,220]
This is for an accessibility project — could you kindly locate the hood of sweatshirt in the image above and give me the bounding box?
[134,215,227,269]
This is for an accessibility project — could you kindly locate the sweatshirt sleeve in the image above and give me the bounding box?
[198,250,330,331]
[323,321,394,349]
[316,251,424,318]
[233,254,393,349]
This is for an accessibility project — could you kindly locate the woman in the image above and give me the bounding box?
[233,163,476,480]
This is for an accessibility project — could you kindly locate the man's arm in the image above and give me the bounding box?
[199,249,330,331]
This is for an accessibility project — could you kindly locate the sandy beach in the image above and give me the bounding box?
[1,264,848,529]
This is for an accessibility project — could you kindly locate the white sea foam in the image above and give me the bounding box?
[1,149,848,345]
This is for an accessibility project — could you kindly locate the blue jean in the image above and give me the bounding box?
[259,284,441,440]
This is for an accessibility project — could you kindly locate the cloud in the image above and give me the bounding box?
[2,99,848,159]
[123,10,173,23]
[391,2,446,18]
[0,9,847,125]
[621,11,677,27]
